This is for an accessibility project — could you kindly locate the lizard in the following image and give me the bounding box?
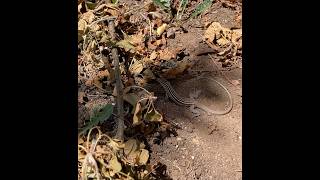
[155,77,233,115]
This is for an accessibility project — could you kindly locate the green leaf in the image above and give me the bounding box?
[79,104,113,135]
[190,0,214,19]
[144,108,163,122]
[152,0,171,10]
[111,0,118,4]
[85,1,97,10]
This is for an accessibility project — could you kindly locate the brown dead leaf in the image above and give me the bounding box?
[82,11,95,24]
[147,40,158,50]
[158,47,184,61]
[162,59,193,78]
[124,139,139,156]
[105,9,119,17]
[149,51,158,60]
[204,22,232,45]
[128,34,144,46]
[158,48,176,61]
[217,38,230,46]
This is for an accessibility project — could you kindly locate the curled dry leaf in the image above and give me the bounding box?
[204,22,242,48]
[124,139,149,166]
[107,155,122,176]
[158,47,184,61]
[124,139,138,156]
[144,108,163,122]
[156,23,168,36]
[108,139,125,151]
[162,59,193,78]
[133,102,142,126]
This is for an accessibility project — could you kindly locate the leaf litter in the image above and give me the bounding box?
[78,0,241,179]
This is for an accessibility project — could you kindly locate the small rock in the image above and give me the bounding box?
[177,137,182,141]
[166,27,176,39]
[191,156,195,160]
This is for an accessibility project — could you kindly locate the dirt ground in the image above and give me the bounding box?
[78,0,242,179]
[147,3,242,179]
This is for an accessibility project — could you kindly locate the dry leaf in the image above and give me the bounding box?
[123,93,139,107]
[107,155,122,176]
[217,38,230,46]
[156,23,168,36]
[133,102,142,126]
[108,139,125,151]
[78,19,87,33]
[162,59,192,78]
[204,22,232,45]
[128,34,144,46]
[116,39,135,53]
[138,149,149,165]
[124,139,139,156]
[129,59,144,76]
[82,11,95,24]
[147,40,158,50]
[158,48,177,61]
[144,108,163,122]
[149,51,158,60]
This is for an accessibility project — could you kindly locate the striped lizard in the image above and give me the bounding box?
[156,77,233,115]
